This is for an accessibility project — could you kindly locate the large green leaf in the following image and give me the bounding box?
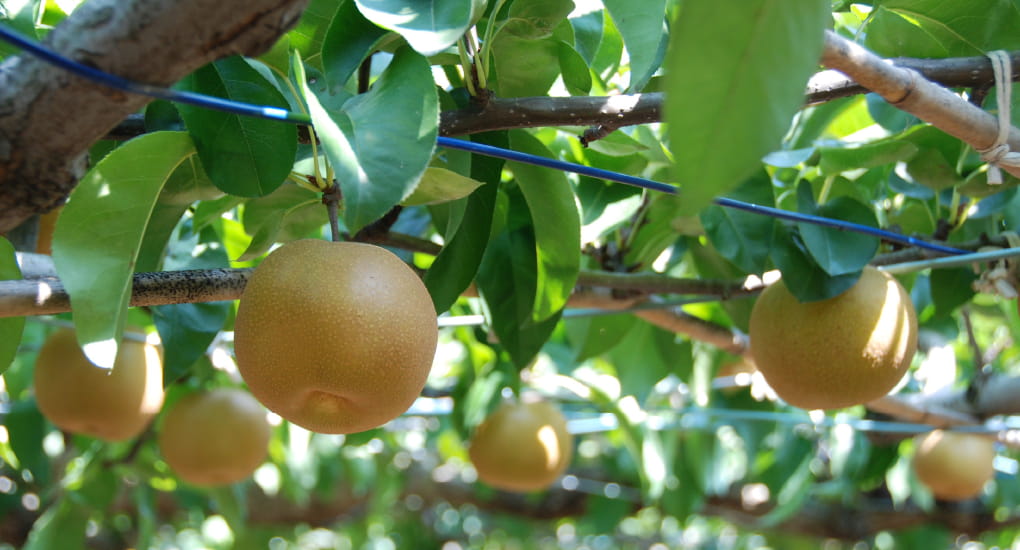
[424,133,506,314]
[608,321,692,402]
[298,48,438,233]
[770,223,861,303]
[603,0,667,91]
[354,0,482,56]
[864,0,1020,58]
[796,183,880,277]
[476,190,560,368]
[491,33,562,98]
[508,130,581,321]
[52,132,195,368]
[287,0,340,67]
[700,172,776,274]
[664,0,828,216]
[22,497,89,550]
[0,237,24,374]
[176,57,297,198]
[321,0,389,90]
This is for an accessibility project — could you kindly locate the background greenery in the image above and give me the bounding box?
[2,0,1020,548]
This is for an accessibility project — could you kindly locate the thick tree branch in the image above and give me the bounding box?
[0,0,309,233]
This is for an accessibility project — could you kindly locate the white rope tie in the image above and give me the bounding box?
[978,50,1020,184]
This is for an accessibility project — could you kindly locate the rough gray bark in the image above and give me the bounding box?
[0,0,309,233]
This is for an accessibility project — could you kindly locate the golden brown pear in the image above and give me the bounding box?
[233,239,438,434]
[913,429,996,501]
[33,328,164,441]
[468,398,574,493]
[749,266,917,410]
[158,388,271,487]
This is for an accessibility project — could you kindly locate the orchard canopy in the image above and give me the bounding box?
[4,0,1020,548]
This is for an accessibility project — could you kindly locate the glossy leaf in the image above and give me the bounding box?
[402,167,485,206]
[424,133,506,315]
[864,0,1020,58]
[52,132,195,368]
[491,33,561,98]
[287,0,340,67]
[770,223,861,303]
[700,172,776,274]
[176,56,297,198]
[797,195,880,277]
[609,321,692,401]
[603,0,667,91]
[354,0,482,56]
[0,237,24,374]
[477,229,562,369]
[508,130,581,321]
[565,312,636,362]
[322,0,390,90]
[664,0,828,216]
[298,48,438,233]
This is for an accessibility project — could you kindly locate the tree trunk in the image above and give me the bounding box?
[0,0,309,233]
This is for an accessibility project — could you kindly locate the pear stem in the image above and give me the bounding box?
[322,184,342,242]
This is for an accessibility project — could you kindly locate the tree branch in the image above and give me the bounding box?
[821,31,1020,178]
[0,0,309,233]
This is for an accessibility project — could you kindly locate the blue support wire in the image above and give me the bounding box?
[0,24,969,255]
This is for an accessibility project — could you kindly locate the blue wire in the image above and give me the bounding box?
[0,23,969,255]
[437,137,969,255]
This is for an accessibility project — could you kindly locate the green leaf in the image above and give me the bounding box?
[570,10,603,65]
[476,192,560,368]
[355,0,482,56]
[817,140,918,174]
[503,0,575,39]
[298,48,438,233]
[797,195,880,276]
[664,0,828,215]
[508,130,581,321]
[402,167,485,206]
[52,132,195,368]
[5,400,48,484]
[770,223,861,303]
[239,184,326,261]
[930,267,977,318]
[287,0,340,67]
[700,172,776,274]
[557,40,592,96]
[609,321,692,402]
[176,57,297,198]
[491,33,562,98]
[603,0,667,91]
[0,0,39,59]
[424,133,506,314]
[0,237,24,374]
[864,1,1020,58]
[152,224,231,383]
[22,497,89,550]
[322,0,389,89]
[565,312,635,362]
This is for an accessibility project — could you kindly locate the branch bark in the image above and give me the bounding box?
[0,0,309,233]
